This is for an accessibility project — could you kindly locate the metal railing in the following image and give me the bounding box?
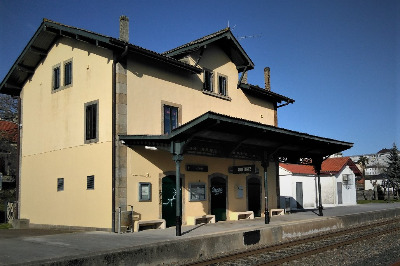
[6,201,18,223]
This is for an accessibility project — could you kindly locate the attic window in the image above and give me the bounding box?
[53,65,60,90]
[218,75,227,96]
[203,69,213,92]
[64,60,72,86]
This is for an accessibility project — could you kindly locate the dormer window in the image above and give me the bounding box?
[203,69,213,92]
[53,65,60,90]
[64,61,72,86]
[218,75,227,96]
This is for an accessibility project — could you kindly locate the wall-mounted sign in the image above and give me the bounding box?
[229,165,256,174]
[139,182,151,202]
[186,164,208,172]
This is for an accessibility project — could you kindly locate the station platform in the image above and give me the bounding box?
[1,203,400,265]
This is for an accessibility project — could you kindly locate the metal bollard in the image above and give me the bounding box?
[118,207,121,234]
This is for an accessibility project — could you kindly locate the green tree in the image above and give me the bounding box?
[386,143,400,197]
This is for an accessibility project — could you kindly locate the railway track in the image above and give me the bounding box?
[187,217,400,266]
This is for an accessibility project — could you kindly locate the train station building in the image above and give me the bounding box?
[0,17,352,233]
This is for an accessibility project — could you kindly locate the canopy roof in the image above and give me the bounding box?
[120,112,353,162]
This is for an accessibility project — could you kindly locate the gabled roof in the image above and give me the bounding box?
[280,163,316,175]
[163,28,254,72]
[280,157,362,176]
[0,19,202,96]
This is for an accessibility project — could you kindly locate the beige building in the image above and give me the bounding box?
[0,17,352,233]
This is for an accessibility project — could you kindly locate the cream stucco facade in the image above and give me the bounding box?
[4,19,350,232]
[19,37,114,229]
[125,43,278,226]
[14,27,280,230]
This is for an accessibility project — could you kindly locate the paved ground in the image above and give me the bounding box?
[1,203,400,265]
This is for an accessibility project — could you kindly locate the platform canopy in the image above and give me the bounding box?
[120,111,353,163]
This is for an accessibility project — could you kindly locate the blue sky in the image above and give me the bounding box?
[0,0,399,156]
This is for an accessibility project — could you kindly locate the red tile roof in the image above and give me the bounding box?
[0,120,18,142]
[280,163,316,175]
[280,157,362,176]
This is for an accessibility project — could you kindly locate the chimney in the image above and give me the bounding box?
[119,15,129,42]
[242,71,248,84]
[264,67,271,91]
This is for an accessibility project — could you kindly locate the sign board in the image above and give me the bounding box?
[186,164,208,172]
[230,165,256,174]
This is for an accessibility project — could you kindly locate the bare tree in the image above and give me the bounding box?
[0,94,18,122]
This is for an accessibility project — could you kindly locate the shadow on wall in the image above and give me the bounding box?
[279,196,304,212]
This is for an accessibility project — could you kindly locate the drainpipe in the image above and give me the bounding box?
[16,96,21,219]
[111,54,116,232]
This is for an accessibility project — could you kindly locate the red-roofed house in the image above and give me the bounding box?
[279,157,361,210]
[0,120,18,143]
[0,120,18,188]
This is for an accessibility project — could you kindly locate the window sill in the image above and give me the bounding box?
[52,84,73,93]
[202,90,231,101]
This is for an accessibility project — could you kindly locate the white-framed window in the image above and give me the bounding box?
[189,182,206,201]
[139,182,152,201]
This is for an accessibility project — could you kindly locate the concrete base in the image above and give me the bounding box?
[11,219,29,229]
[3,205,400,266]
[31,207,400,265]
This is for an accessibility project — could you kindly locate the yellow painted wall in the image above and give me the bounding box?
[126,44,275,136]
[19,37,113,229]
[127,147,278,224]
[125,44,279,225]
[18,35,279,229]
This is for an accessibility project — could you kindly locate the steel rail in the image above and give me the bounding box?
[187,217,400,266]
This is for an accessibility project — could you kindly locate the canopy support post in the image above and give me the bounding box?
[261,152,270,224]
[172,142,184,236]
[313,157,323,216]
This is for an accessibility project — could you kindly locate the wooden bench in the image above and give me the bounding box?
[270,209,285,217]
[187,215,216,225]
[232,211,254,220]
[133,219,166,232]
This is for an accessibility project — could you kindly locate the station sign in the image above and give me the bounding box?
[186,164,208,172]
[230,164,256,174]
